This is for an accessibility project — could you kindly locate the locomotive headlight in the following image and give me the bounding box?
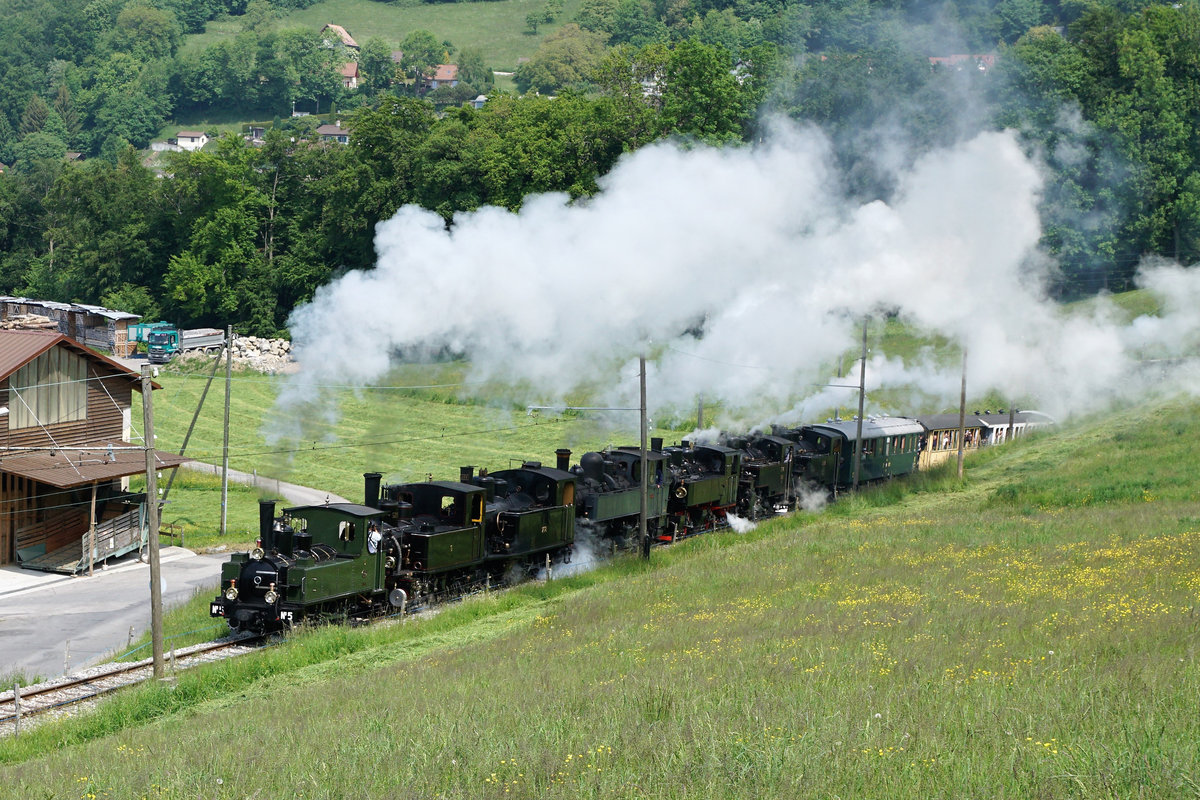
[224,583,239,601]
[385,556,396,569]
[250,547,265,561]
[264,587,279,604]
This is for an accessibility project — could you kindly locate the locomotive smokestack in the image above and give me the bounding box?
[556,448,571,471]
[363,472,382,508]
[259,500,276,550]
[651,437,663,452]
[460,465,474,484]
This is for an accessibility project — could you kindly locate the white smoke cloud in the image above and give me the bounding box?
[275,117,1200,442]
[725,513,756,534]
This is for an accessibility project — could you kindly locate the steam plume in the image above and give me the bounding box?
[276,118,1200,440]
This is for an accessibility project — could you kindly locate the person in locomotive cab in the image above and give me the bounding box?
[367,522,382,554]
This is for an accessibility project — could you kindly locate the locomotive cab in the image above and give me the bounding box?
[210,501,389,632]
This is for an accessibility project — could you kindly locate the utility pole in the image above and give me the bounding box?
[220,325,232,536]
[853,318,867,491]
[87,483,97,577]
[696,398,703,430]
[640,355,649,560]
[957,347,968,479]
[141,366,165,679]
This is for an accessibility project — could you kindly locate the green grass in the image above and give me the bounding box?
[182,0,586,72]
[137,357,672,551]
[3,394,1198,798]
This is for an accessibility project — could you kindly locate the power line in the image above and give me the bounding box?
[159,372,492,391]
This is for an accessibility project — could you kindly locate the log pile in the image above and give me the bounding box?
[0,314,59,331]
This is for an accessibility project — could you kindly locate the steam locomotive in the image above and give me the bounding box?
[210,415,936,633]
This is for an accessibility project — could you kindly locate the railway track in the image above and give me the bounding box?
[0,635,265,737]
[0,519,737,740]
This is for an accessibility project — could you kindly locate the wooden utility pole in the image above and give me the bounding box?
[639,355,649,560]
[87,483,97,577]
[141,366,165,679]
[957,347,968,479]
[853,318,867,491]
[220,325,232,536]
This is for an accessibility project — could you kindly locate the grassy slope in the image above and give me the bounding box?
[3,393,1198,798]
[181,0,585,72]
[139,357,672,549]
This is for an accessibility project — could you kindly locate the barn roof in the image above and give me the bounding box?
[322,23,358,48]
[0,445,189,488]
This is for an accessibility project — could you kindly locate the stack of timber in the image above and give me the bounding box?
[0,314,58,331]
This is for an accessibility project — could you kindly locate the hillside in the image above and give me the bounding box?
[182,0,585,74]
[2,394,1197,797]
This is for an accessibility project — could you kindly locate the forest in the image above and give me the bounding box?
[0,0,1197,335]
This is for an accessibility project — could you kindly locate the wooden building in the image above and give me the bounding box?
[0,330,187,569]
[0,297,141,357]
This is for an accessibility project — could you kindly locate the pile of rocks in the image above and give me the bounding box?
[231,335,294,373]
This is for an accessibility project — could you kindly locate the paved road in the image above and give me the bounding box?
[0,549,228,680]
[179,462,350,506]
[0,463,348,682]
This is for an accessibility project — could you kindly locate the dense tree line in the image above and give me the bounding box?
[0,0,1195,334]
[0,71,768,336]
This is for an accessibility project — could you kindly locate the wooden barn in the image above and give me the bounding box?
[0,330,188,571]
[0,297,141,357]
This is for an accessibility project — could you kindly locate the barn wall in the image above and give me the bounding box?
[0,344,138,565]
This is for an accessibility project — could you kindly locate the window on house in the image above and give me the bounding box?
[10,348,88,429]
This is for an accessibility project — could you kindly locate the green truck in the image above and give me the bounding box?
[132,323,225,363]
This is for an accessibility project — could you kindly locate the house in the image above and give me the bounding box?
[428,64,459,90]
[322,23,358,49]
[472,95,488,109]
[174,131,208,151]
[244,124,267,146]
[317,122,351,145]
[340,61,360,89]
[0,330,188,570]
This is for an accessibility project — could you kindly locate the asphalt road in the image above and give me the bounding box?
[0,464,348,682]
[0,549,228,681]
[179,462,350,506]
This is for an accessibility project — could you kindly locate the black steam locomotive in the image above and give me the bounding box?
[212,415,929,633]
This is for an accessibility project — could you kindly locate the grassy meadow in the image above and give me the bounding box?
[182,0,585,72]
[3,392,1198,797]
[137,356,672,550]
